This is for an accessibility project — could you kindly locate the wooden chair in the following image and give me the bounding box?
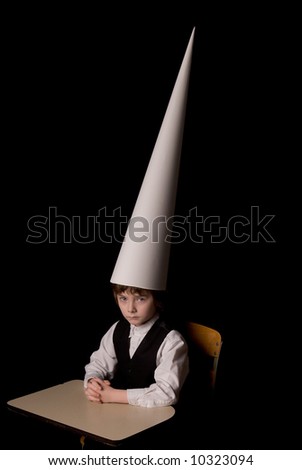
[171,322,223,448]
[185,321,223,390]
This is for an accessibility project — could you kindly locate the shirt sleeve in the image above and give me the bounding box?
[83,322,118,388]
[127,330,189,408]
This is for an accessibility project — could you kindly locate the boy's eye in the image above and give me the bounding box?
[118,295,148,303]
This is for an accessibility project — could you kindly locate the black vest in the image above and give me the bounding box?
[111,318,171,389]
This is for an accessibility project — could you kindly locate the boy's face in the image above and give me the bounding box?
[116,289,157,326]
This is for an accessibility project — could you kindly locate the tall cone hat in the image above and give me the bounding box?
[111,28,195,290]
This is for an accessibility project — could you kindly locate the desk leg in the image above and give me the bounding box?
[80,435,86,449]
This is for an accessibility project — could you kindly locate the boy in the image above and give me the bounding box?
[84,284,189,408]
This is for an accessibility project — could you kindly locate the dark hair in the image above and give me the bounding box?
[111,284,166,314]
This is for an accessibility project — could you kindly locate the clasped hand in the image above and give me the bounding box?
[85,377,112,403]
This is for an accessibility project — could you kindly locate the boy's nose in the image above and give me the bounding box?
[127,300,137,313]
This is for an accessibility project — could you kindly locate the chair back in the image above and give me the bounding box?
[185,321,223,390]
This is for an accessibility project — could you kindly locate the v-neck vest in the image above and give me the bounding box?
[111,318,171,389]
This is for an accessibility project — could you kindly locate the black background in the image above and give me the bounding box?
[2,3,298,450]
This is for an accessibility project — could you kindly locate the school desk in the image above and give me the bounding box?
[7,379,175,447]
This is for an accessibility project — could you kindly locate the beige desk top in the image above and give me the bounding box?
[7,380,175,445]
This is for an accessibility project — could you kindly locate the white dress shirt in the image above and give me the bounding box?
[84,315,189,408]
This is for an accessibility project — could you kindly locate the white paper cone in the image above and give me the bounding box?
[111,28,195,290]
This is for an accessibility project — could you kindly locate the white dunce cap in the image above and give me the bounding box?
[111,28,195,290]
